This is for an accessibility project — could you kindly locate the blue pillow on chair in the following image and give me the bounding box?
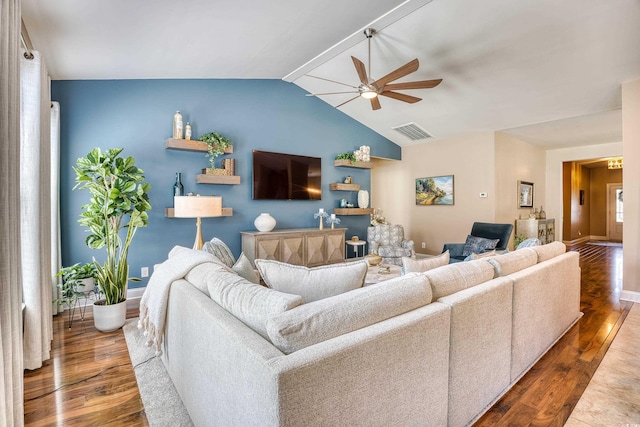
[462,235,500,257]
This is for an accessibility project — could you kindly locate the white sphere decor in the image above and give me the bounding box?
[254,213,276,232]
[358,190,370,209]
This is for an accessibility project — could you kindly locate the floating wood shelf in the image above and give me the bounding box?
[165,138,233,154]
[165,207,233,217]
[195,174,241,185]
[334,159,373,169]
[333,208,374,215]
[329,183,361,191]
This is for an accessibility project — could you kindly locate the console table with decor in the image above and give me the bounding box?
[515,218,555,244]
[241,228,346,268]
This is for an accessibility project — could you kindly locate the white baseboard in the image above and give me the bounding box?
[620,290,640,303]
[126,287,145,311]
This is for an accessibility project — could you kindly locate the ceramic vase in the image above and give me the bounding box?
[358,190,370,209]
[254,213,276,232]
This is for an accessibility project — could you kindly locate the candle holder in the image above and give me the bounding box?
[326,214,341,229]
[314,209,329,230]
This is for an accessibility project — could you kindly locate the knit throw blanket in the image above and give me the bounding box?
[138,246,215,356]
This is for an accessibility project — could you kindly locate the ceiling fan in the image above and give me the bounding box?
[305,28,442,110]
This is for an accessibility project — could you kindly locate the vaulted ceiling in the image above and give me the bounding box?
[22,0,640,148]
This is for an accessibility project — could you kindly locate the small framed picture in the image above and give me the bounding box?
[518,181,534,208]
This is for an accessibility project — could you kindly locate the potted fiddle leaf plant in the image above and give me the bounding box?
[198,132,233,175]
[74,147,152,332]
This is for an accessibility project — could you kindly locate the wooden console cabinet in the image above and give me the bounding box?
[241,228,346,267]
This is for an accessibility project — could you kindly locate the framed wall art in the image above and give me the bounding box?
[416,175,454,205]
[518,181,534,208]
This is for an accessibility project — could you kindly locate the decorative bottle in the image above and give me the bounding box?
[539,206,546,219]
[185,122,192,140]
[173,111,183,139]
[173,173,184,198]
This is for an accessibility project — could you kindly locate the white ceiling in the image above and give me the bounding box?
[22,0,640,149]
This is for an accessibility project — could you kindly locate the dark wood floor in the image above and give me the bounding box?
[23,242,629,426]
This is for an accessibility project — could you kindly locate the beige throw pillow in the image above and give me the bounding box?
[402,250,450,273]
[255,259,368,303]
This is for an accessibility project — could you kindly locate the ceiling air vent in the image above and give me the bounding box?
[392,122,432,141]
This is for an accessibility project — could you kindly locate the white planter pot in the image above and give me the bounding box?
[254,213,276,232]
[77,277,95,294]
[358,190,370,209]
[93,299,127,332]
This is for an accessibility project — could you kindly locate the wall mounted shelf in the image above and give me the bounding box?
[165,138,233,154]
[195,174,241,185]
[165,207,233,217]
[334,208,373,215]
[329,183,361,191]
[334,159,373,169]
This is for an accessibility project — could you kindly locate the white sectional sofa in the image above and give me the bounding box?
[159,241,581,427]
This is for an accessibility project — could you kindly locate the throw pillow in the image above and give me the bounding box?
[202,237,235,267]
[232,253,260,284]
[254,259,368,303]
[402,251,450,273]
[462,235,500,257]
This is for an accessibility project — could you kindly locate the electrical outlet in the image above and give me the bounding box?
[141,267,149,278]
[421,242,426,249]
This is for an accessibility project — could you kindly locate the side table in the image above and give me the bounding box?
[345,240,366,259]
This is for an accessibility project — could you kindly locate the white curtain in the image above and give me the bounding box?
[51,102,62,314]
[1,0,25,425]
[20,49,53,370]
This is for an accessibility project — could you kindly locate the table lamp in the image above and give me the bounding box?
[174,195,223,250]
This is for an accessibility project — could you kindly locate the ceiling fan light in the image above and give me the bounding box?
[360,90,378,99]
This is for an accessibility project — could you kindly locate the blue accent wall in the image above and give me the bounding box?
[52,79,400,288]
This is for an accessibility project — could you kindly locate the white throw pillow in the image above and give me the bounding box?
[402,251,450,273]
[232,253,260,284]
[255,259,368,303]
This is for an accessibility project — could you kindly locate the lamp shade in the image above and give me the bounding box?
[174,195,222,218]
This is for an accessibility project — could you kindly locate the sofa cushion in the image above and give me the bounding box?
[232,253,260,284]
[462,235,500,257]
[266,272,432,354]
[202,237,236,267]
[205,269,304,340]
[402,251,449,273]
[531,241,566,263]
[255,259,368,303]
[424,260,496,300]
[486,248,537,277]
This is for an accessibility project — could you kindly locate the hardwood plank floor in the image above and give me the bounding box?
[23,242,628,426]
[23,306,148,426]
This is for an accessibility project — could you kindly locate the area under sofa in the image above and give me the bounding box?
[159,241,581,427]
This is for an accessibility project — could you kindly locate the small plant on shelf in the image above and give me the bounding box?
[199,132,233,170]
[513,234,527,248]
[335,152,356,164]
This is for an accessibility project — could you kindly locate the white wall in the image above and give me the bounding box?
[622,79,640,300]
[372,132,495,254]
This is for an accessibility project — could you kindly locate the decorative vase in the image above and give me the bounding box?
[93,299,127,332]
[358,190,369,209]
[254,213,276,232]
[365,253,382,266]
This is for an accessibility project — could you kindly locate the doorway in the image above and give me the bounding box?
[607,183,623,241]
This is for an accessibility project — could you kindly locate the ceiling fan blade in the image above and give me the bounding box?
[305,91,359,97]
[335,95,360,109]
[374,58,419,88]
[380,91,422,104]
[351,56,369,86]
[370,97,381,110]
[305,74,359,89]
[383,79,443,91]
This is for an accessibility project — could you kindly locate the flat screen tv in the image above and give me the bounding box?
[252,150,322,200]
